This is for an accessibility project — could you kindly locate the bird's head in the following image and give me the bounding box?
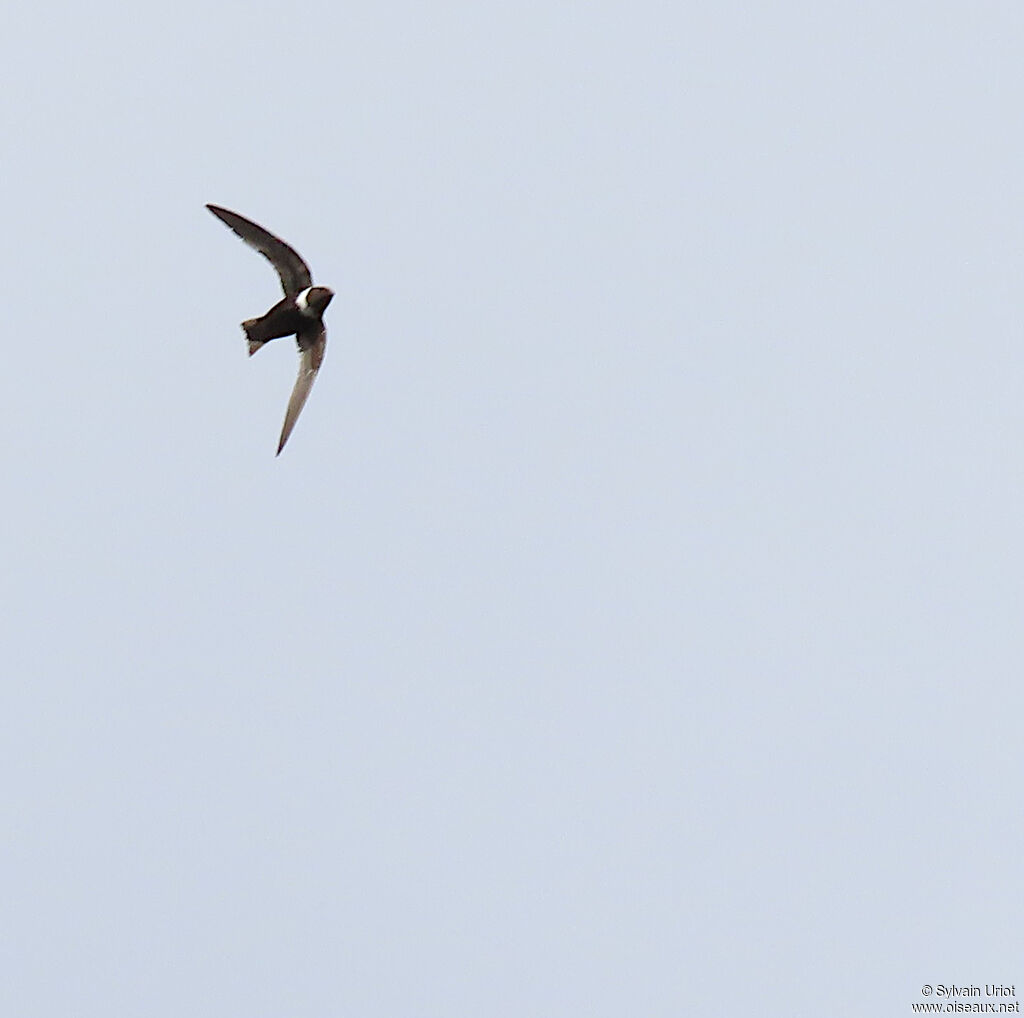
[296,286,335,317]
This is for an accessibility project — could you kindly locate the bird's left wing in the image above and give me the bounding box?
[276,325,326,455]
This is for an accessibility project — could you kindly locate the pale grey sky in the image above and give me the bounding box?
[1,1,1022,1015]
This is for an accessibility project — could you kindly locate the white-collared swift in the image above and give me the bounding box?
[206,204,334,455]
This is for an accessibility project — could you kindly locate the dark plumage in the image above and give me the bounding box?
[206,203,334,455]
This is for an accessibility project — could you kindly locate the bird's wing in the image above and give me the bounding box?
[206,204,313,297]
[277,325,327,455]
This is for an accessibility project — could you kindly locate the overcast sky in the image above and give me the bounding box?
[1,1,1022,1015]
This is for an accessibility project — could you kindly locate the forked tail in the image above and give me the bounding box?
[242,319,269,357]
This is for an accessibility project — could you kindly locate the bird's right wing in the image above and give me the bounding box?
[206,204,313,297]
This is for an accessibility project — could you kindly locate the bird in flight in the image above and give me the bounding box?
[206,204,334,455]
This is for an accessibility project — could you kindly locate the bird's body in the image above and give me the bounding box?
[206,204,334,454]
[242,286,334,349]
